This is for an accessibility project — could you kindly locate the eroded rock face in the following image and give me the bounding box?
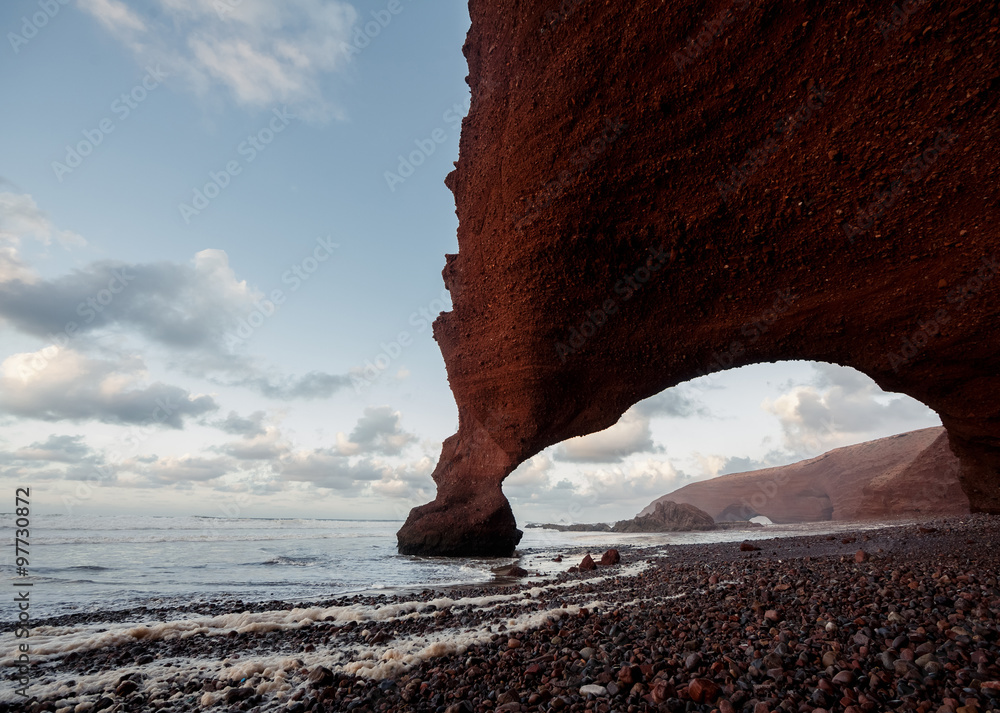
[397,0,1000,556]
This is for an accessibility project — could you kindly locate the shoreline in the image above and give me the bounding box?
[4,515,999,712]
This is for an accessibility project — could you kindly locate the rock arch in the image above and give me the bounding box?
[397,0,1000,555]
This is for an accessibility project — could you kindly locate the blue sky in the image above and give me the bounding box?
[0,0,941,525]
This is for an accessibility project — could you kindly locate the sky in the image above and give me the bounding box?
[0,0,942,526]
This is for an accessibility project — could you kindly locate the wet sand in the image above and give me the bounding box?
[5,515,999,712]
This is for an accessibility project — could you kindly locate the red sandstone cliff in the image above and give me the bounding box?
[641,427,969,524]
[397,0,1000,556]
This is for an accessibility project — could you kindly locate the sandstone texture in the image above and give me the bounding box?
[397,0,1000,556]
[613,500,717,533]
[642,427,969,524]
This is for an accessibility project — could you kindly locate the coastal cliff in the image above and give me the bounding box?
[398,0,1000,556]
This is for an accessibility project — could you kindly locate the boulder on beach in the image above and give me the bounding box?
[612,501,716,533]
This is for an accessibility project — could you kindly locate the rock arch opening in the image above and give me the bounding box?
[473,361,962,534]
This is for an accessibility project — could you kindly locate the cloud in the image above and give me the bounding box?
[369,456,435,505]
[0,192,86,250]
[692,452,727,480]
[340,406,417,456]
[0,433,116,485]
[552,387,707,464]
[761,362,939,456]
[506,452,691,524]
[78,0,147,34]
[214,410,267,436]
[0,192,85,283]
[578,458,686,502]
[506,472,581,515]
[0,249,254,350]
[0,347,217,428]
[0,435,104,477]
[554,408,659,463]
[78,0,357,121]
[228,371,350,400]
[0,248,351,401]
[140,455,235,484]
[718,455,770,475]
[506,454,553,491]
[633,388,709,419]
[1,434,93,463]
[218,428,289,461]
[278,448,389,491]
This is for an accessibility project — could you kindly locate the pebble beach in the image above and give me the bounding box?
[5,515,999,713]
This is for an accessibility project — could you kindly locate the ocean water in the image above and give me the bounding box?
[0,514,880,620]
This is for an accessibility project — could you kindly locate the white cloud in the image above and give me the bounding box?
[0,192,85,283]
[77,0,147,34]
[0,247,351,400]
[554,408,658,463]
[278,448,381,488]
[139,454,235,484]
[633,388,708,419]
[0,434,95,465]
[0,347,217,428]
[213,410,267,436]
[692,452,727,479]
[0,249,254,348]
[369,456,434,504]
[337,406,417,456]
[579,458,684,501]
[78,0,358,120]
[506,451,691,524]
[218,427,289,461]
[761,362,939,456]
[0,192,86,249]
[506,454,553,490]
